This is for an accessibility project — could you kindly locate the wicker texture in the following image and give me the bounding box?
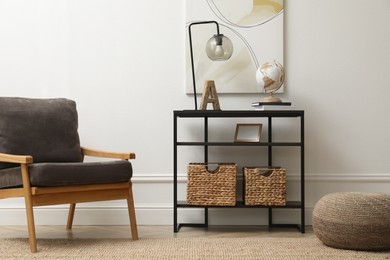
[312,192,390,251]
[243,167,286,206]
[187,163,236,206]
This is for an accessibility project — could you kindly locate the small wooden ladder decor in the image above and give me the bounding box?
[199,80,221,110]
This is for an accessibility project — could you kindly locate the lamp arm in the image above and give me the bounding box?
[189,21,220,35]
[188,21,220,110]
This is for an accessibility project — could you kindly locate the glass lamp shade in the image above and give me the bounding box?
[205,34,233,61]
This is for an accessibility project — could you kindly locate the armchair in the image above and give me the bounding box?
[0,97,138,252]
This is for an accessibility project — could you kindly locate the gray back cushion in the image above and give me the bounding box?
[0,97,83,169]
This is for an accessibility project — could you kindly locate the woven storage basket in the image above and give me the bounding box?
[187,163,236,206]
[243,166,286,206]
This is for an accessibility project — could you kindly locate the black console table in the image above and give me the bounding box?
[173,110,305,233]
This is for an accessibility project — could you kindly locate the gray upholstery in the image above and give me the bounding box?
[0,97,83,170]
[0,97,133,189]
[0,161,132,188]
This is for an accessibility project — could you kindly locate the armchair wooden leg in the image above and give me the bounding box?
[21,164,37,253]
[24,195,37,253]
[127,182,138,240]
[67,203,76,230]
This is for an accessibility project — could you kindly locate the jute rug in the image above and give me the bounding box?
[1,236,389,259]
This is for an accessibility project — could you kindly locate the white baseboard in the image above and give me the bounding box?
[0,205,312,226]
[0,173,388,226]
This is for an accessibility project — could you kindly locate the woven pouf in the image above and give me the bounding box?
[312,192,390,251]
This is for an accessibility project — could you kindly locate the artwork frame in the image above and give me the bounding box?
[234,124,262,143]
[185,0,284,94]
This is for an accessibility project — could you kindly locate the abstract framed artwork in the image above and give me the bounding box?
[185,0,284,94]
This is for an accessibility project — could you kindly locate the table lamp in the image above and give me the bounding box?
[188,21,233,110]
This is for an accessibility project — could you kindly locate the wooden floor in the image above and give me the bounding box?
[0,225,313,239]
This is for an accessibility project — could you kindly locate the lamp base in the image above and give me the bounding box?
[262,93,282,103]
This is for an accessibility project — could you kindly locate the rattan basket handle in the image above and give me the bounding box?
[256,169,275,177]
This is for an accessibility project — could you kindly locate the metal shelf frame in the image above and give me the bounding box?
[173,110,305,233]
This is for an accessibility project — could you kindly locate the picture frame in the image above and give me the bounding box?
[234,124,262,143]
[185,0,284,94]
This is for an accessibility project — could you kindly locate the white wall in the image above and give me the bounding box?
[0,0,389,226]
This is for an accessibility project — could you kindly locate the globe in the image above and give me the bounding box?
[255,61,285,102]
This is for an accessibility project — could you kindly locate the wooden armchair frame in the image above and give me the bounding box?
[0,147,138,253]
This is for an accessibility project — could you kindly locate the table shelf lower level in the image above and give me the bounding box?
[177,223,304,232]
[177,200,302,208]
[175,201,304,233]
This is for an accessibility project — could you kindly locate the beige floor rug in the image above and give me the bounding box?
[1,237,389,260]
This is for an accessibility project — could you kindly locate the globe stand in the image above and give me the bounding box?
[262,92,282,103]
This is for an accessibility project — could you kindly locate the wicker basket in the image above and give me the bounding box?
[187,163,236,206]
[243,166,286,206]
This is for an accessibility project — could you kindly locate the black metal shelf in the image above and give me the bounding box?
[175,110,304,118]
[173,109,305,234]
[177,200,302,208]
[177,142,302,147]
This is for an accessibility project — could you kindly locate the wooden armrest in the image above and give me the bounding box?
[81,147,136,160]
[0,153,33,164]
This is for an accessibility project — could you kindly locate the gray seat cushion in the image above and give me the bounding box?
[0,97,83,170]
[0,97,132,190]
[0,160,132,188]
